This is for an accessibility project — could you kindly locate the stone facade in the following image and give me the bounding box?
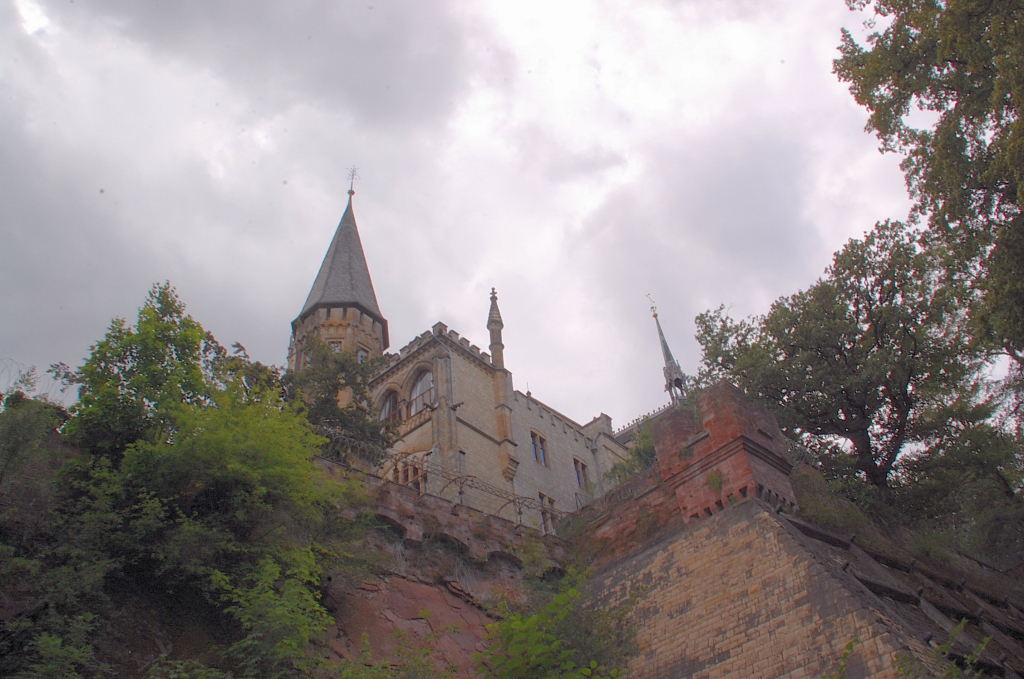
[291,199,627,531]
[367,321,627,528]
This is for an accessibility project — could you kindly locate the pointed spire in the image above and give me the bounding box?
[298,193,388,347]
[648,295,686,403]
[487,288,505,369]
[487,287,503,329]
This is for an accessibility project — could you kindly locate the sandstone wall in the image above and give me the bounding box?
[590,500,920,679]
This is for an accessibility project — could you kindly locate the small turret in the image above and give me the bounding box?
[487,288,505,369]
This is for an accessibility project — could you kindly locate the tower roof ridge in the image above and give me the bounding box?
[298,196,387,345]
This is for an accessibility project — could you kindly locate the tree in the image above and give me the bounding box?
[283,336,395,460]
[475,590,622,679]
[895,421,1023,567]
[61,283,221,461]
[696,220,985,487]
[2,285,391,678]
[0,389,65,509]
[834,0,1024,373]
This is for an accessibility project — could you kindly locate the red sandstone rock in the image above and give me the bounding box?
[328,576,494,677]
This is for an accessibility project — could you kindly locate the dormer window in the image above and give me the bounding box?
[408,371,435,416]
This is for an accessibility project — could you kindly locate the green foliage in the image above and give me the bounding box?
[13,619,110,679]
[894,619,990,678]
[478,558,639,679]
[834,0,1024,392]
[213,551,331,679]
[62,282,222,462]
[283,336,395,460]
[2,285,387,678]
[333,632,456,679]
[696,220,986,487]
[474,590,622,679]
[0,389,66,536]
[603,425,657,485]
[705,470,724,494]
[893,422,1024,568]
[822,634,859,679]
[145,658,233,679]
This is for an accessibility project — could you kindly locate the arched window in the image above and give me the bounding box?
[408,371,435,417]
[379,391,400,423]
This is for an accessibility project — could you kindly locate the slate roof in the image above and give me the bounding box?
[296,197,388,345]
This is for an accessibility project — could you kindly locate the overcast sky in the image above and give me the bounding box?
[1,0,911,429]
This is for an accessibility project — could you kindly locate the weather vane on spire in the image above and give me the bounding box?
[647,294,658,317]
[347,166,359,196]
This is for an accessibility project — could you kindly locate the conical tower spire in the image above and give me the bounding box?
[297,191,388,347]
[288,178,389,372]
[648,296,687,403]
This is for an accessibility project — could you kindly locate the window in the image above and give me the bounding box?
[408,371,435,416]
[392,456,426,494]
[539,493,556,534]
[379,391,400,423]
[325,307,331,319]
[531,432,548,465]
[357,349,369,363]
[573,459,589,487]
[328,341,341,353]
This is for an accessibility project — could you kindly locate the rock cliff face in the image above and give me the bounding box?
[325,575,494,675]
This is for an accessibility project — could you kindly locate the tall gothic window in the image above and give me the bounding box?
[574,459,589,487]
[408,371,435,417]
[531,432,548,466]
[379,391,400,423]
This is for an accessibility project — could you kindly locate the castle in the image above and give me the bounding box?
[287,189,630,529]
[290,192,1024,678]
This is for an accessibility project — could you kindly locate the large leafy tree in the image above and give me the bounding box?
[61,282,222,461]
[3,286,389,678]
[696,220,985,487]
[834,0,1024,373]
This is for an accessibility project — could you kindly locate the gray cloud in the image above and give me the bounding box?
[42,0,471,128]
[2,0,910,427]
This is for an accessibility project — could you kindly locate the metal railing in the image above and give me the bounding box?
[316,425,567,528]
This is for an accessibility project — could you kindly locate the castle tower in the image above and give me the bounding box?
[288,187,388,372]
[649,299,687,403]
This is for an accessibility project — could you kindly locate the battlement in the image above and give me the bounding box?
[613,401,675,443]
[650,381,796,523]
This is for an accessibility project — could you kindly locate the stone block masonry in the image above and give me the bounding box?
[589,501,918,679]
